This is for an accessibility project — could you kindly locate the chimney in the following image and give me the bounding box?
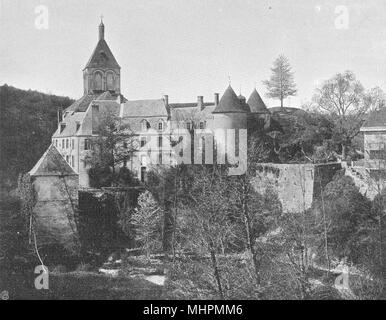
[214,93,219,107]
[57,107,63,125]
[163,94,169,106]
[197,96,204,110]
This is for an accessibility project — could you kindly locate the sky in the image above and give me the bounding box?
[1,0,386,107]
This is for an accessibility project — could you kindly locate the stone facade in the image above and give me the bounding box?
[48,22,270,187]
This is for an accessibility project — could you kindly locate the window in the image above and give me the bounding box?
[71,156,75,167]
[106,71,115,91]
[141,155,147,166]
[66,139,69,149]
[158,136,163,148]
[94,71,103,91]
[62,139,64,149]
[55,139,58,147]
[141,120,150,131]
[140,137,146,147]
[76,122,81,133]
[140,167,146,182]
[84,139,91,150]
[66,155,69,163]
[158,152,162,165]
[199,121,205,129]
[158,121,163,131]
[72,139,75,150]
[186,122,191,130]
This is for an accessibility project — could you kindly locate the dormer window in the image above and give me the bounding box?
[60,123,66,133]
[76,121,81,133]
[186,122,191,131]
[158,121,164,131]
[141,119,150,131]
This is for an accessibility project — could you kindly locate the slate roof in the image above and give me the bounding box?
[213,86,248,113]
[362,108,386,128]
[52,111,86,138]
[121,99,169,118]
[29,145,77,176]
[84,38,120,70]
[247,89,269,114]
[65,91,119,113]
[169,102,214,109]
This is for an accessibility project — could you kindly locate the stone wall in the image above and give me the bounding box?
[32,175,79,254]
[251,163,341,213]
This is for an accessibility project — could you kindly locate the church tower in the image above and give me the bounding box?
[83,19,121,94]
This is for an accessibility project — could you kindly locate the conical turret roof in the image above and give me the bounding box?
[213,85,248,113]
[29,145,77,176]
[247,88,269,113]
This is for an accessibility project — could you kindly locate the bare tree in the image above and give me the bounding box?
[130,190,163,258]
[313,70,367,159]
[183,166,235,299]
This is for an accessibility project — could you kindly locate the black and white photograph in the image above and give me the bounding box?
[1,0,386,304]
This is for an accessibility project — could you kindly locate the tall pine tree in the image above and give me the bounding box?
[263,55,297,108]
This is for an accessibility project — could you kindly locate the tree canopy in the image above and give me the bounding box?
[263,55,297,108]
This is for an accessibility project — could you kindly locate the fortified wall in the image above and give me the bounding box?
[251,162,342,213]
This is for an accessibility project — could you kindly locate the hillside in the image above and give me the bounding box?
[0,84,74,188]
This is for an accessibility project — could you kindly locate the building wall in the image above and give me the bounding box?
[363,131,386,160]
[32,175,79,254]
[213,113,247,130]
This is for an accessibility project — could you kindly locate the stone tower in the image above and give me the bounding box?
[83,20,121,94]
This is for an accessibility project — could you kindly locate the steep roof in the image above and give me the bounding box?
[65,91,119,113]
[84,38,120,70]
[122,99,169,118]
[362,108,386,129]
[247,89,269,113]
[212,86,248,114]
[29,145,77,176]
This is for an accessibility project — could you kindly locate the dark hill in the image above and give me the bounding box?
[0,84,74,187]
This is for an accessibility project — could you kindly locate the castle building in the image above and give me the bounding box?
[34,21,270,187]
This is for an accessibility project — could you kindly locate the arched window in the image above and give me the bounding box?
[93,71,103,91]
[106,71,115,91]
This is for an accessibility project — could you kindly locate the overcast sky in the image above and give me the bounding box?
[1,0,386,107]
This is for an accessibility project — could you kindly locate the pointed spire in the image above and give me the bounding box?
[99,15,105,40]
[247,88,269,113]
[213,85,247,114]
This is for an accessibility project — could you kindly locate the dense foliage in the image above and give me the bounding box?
[0,84,74,184]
